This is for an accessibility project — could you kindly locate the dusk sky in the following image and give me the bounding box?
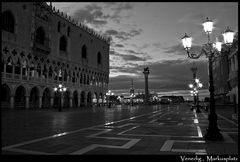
[52,2,238,99]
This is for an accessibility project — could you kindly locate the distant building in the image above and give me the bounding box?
[212,32,238,107]
[227,32,238,107]
[212,46,230,104]
[160,96,184,103]
[1,2,110,109]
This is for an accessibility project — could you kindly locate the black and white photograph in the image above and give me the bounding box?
[1,2,238,158]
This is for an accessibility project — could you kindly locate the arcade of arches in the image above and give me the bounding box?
[1,83,105,109]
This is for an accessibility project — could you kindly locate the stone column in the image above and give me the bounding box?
[25,96,29,109]
[27,68,30,80]
[3,64,6,78]
[12,65,15,78]
[39,96,42,108]
[102,95,105,106]
[96,95,99,107]
[50,97,54,108]
[69,97,73,108]
[84,93,87,107]
[20,67,23,80]
[78,96,81,108]
[10,96,14,109]
[61,95,64,108]
[143,67,150,105]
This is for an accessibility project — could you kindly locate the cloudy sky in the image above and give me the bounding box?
[52,2,238,99]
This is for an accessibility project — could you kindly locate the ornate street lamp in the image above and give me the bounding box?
[53,84,67,112]
[181,17,234,141]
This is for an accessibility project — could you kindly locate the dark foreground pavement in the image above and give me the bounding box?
[1,103,238,156]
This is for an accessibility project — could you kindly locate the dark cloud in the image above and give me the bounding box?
[109,59,209,93]
[104,28,143,41]
[126,49,144,55]
[105,29,119,35]
[115,44,124,48]
[110,49,150,62]
[121,55,146,61]
[72,4,108,26]
[161,43,202,56]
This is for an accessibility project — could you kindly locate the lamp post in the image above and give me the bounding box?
[54,84,67,112]
[189,78,203,113]
[106,90,114,108]
[181,17,234,141]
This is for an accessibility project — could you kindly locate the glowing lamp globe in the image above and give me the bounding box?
[202,17,213,33]
[181,33,192,50]
[223,27,234,45]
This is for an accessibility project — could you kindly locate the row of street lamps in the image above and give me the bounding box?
[189,78,203,113]
[54,85,115,110]
[181,17,235,141]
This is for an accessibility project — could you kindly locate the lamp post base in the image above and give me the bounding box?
[204,113,223,141]
[204,128,223,141]
[196,106,201,113]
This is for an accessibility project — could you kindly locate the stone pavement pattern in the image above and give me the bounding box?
[1,103,238,155]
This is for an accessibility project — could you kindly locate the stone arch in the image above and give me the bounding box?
[42,87,51,108]
[63,90,70,108]
[80,91,85,107]
[14,56,21,75]
[99,92,104,105]
[14,85,26,108]
[53,90,59,108]
[92,92,98,106]
[1,84,11,108]
[6,56,13,73]
[87,91,92,107]
[29,86,40,108]
[72,90,78,108]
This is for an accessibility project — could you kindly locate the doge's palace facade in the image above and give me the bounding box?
[1,2,110,109]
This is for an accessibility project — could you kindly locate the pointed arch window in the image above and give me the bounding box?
[43,65,47,78]
[2,10,15,33]
[35,27,45,45]
[57,21,61,32]
[58,68,62,81]
[97,52,102,64]
[37,63,41,78]
[59,36,67,52]
[22,59,28,76]
[82,45,87,59]
[15,58,21,74]
[6,57,13,73]
[67,26,70,36]
[48,66,53,78]
[30,63,35,77]
[64,69,67,81]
